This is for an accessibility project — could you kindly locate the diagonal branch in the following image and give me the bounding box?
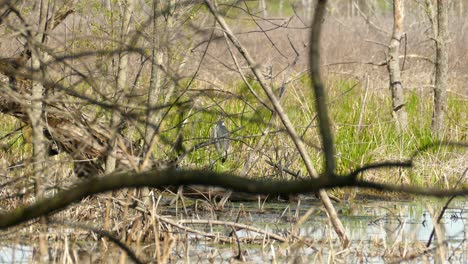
[203,0,319,179]
[203,0,350,248]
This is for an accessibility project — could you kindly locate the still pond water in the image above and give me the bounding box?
[1,198,466,263]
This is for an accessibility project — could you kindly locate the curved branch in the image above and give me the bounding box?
[348,160,412,179]
[410,141,468,159]
[0,167,467,230]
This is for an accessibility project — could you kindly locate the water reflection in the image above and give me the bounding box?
[340,201,466,244]
[212,200,467,245]
[0,245,32,263]
[0,200,466,263]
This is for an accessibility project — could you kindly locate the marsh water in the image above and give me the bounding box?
[1,199,467,263]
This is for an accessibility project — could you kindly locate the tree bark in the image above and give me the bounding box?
[387,0,408,132]
[279,0,283,16]
[309,0,349,248]
[105,0,134,174]
[143,0,163,161]
[431,0,448,138]
[141,0,188,169]
[259,0,267,17]
[29,0,49,261]
[140,0,164,204]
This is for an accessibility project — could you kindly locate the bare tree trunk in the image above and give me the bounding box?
[104,0,111,9]
[105,0,134,174]
[431,0,448,138]
[144,0,163,160]
[141,0,187,169]
[279,0,284,16]
[30,0,49,261]
[259,0,267,17]
[102,2,135,257]
[309,0,349,248]
[461,0,464,17]
[387,0,408,132]
[140,0,164,204]
[30,52,49,263]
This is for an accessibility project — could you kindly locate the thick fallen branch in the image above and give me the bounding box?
[157,216,287,243]
[177,219,286,242]
[0,165,467,230]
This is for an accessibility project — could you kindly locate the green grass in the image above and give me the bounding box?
[0,116,28,158]
[1,73,464,197]
[157,76,466,195]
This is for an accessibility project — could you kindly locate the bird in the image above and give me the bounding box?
[213,120,230,163]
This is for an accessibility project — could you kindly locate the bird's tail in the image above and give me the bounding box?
[221,150,228,163]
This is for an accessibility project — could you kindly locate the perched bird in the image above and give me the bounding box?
[213,120,230,163]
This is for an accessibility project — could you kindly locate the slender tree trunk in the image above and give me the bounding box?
[309,0,349,248]
[461,0,464,17]
[387,0,408,132]
[279,0,283,16]
[144,0,163,160]
[141,0,186,169]
[30,0,49,261]
[102,2,134,258]
[30,51,49,263]
[105,0,134,174]
[259,0,267,17]
[431,0,448,138]
[141,0,164,204]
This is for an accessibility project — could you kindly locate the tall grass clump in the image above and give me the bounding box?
[119,66,465,197]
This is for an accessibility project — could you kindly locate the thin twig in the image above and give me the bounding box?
[426,167,467,247]
[49,221,144,264]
